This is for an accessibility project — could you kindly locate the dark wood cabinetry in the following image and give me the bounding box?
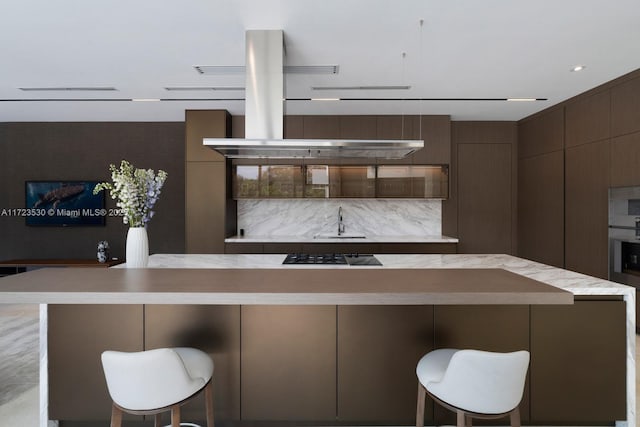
[610,132,640,187]
[144,305,241,422]
[337,306,434,423]
[611,76,640,137]
[47,298,626,425]
[565,141,610,279]
[185,110,235,254]
[530,299,626,423]
[48,305,144,421]
[240,306,337,421]
[433,305,531,423]
[565,90,610,148]
[457,143,513,253]
[518,152,564,268]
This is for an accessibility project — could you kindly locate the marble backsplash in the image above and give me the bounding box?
[237,199,442,236]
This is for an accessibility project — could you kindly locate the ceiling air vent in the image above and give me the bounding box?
[18,87,117,91]
[164,86,244,91]
[194,65,339,75]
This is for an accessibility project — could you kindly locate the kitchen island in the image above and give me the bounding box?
[0,254,633,427]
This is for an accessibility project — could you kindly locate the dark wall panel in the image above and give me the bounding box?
[452,122,517,254]
[517,151,564,268]
[518,108,564,158]
[565,90,610,148]
[0,122,185,260]
[457,143,513,253]
[611,75,640,137]
[610,132,640,187]
[565,140,610,278]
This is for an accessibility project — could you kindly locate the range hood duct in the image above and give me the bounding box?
[204,30,423,159]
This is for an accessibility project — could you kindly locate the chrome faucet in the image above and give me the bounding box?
[338,206,345,235]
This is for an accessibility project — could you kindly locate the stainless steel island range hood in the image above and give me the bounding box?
[204,30,423,159]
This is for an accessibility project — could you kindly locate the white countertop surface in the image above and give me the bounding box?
[225,234,459,243]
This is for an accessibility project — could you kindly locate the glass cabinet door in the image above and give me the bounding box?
[336,166,376,198]
[377,165,448,198]
[234,164,448,199]
[233,165,304,198]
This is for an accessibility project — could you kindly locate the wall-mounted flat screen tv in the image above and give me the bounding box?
[25,181,105,226]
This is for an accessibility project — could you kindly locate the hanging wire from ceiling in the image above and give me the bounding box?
[419,18,424,142]
[401,51,407,140]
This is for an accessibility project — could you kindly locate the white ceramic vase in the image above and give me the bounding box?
[126,227,149,268]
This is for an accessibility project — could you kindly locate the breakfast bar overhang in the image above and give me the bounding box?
[0,267,573,305]
[0,254,633,427]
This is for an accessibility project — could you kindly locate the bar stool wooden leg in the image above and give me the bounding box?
[110,403,123,427]
[154,413,162,427]
[456,410,465,427]
[205,379,215,427]
[171,404,181,427]
[510,406,521,427]
[416,382,426,427]
[465,414,473,427]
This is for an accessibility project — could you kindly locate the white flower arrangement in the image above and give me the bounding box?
[94,160,168,227]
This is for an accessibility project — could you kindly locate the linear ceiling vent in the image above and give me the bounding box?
[194,65,339,75]
[18,87,117,91]
[164,86,245,91]
[312,85,410,90]
[204,30,423,159]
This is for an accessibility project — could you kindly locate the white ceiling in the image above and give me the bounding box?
[1,0,639,122]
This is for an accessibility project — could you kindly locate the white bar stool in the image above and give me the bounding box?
[416,348,529,427]
[101,347,214,427]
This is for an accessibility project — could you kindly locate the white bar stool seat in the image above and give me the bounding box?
[101,347,215,427]
[416,348,529,427]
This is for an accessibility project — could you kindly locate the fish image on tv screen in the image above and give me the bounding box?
[25,181,106,226]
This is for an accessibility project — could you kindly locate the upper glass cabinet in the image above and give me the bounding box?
[232,165,448,199]
[233,165,304,198]
[377,165,448,198]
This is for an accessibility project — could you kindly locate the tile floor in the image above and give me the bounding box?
[0,303,637,427]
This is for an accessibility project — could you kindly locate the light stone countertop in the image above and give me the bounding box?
[224,234,459,243]
[141,253,631,297]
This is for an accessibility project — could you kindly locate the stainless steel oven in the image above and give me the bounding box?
[608,186,640,332]
[610,238,640,287]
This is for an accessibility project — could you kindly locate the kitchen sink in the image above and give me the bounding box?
[313,234,367,239]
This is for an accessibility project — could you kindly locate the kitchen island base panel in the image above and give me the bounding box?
[47,305,144,421]
[433,305,531,424]
[47,302,626,426]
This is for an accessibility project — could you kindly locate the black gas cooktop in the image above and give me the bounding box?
[282,253,382,266]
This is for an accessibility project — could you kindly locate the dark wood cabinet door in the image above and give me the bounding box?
[565,141,610,279]
[530,299,626,423]
[48,305,144,421]
[518,151,564,268]
[337,305,434,423]
[457,143,513,253]
[240,306,337,421]
[144,305,241,423]
[433,305,531,424]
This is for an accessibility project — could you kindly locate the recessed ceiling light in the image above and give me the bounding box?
[131,98,161,102]
[570,65,586,72]
[506,98,537,102]
[311,98,340,101]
